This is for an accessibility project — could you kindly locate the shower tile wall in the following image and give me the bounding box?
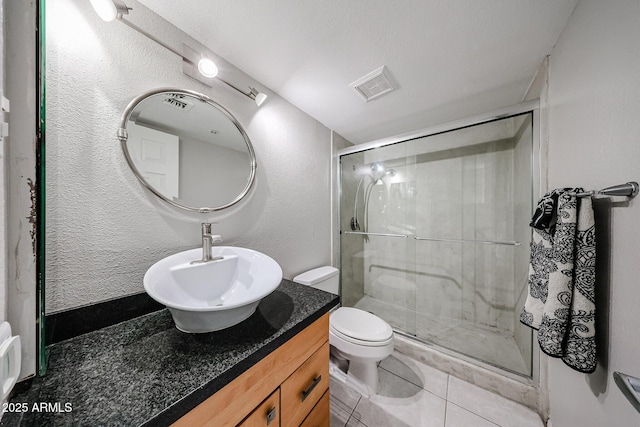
[414,154,463,330]
[468,142,515,332]
[365,142,517,334]
[362,142,415,332]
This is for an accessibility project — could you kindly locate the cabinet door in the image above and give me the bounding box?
[281,341,330,427]
[300,390,330,427]
[238,388,280,427]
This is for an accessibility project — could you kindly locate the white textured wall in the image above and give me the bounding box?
[547,0,640,425]
[46,0,332,313]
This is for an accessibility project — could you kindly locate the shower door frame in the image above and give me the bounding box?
[336,99,544,385]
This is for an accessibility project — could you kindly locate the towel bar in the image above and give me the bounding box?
[576,182,639,198]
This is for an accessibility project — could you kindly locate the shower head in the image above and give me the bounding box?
[374,167,395,183]
[369,164,395,181]
[351,165,378,231]
[351,164,395,232]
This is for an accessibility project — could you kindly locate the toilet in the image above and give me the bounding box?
[293,266,394,395]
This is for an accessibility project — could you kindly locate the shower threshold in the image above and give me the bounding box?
[353,295,531,378]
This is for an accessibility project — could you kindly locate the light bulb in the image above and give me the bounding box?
[197,58,219,78]
[89,0,118,21]
[254,92,268,107]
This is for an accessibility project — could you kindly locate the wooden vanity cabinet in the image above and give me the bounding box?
[280,341,329,426]
[300,390,330,427]
[173,313,330,427]
[238,389,280,427]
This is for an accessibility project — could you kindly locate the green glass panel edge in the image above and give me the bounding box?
[37,0,47,376]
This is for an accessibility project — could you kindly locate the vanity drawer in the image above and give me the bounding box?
[281,341,330,427]
[300,389,330,427]
[238,388,280,427]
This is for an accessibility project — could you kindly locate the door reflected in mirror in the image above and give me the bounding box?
[120,89,257,212]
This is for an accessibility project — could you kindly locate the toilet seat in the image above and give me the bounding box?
[330,307,393,345]
[330,325,393,347]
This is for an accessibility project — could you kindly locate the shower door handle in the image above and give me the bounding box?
[343,231,521,246]
[343,231,408,238]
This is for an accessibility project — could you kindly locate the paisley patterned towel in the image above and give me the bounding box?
[520,189,597,373]
[529,188,572,230]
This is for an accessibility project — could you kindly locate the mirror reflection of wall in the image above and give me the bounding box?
[178,139,251,207]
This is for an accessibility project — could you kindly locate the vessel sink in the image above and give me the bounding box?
[144,247,283,333]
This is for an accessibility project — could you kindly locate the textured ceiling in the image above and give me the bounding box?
[138,0,578,144]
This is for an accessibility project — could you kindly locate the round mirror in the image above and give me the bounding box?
[118,88,257,212]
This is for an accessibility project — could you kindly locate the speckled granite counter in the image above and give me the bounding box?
[1,280,339,426]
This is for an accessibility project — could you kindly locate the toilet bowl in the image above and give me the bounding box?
[293,267,394,395]
[329,306,394,395]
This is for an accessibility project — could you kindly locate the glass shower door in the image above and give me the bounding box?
[406,113,533,376]
[339,111,534,378]
[340,142,415,334]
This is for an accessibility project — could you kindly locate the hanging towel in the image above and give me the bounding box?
[537,191,578,357]
[520,189,573,331]
[529,188,570,229]
[520,189,597,373]
[562,196,596,372]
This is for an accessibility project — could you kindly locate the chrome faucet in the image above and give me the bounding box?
[191,223,224,264]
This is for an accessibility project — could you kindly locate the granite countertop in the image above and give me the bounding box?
[1,280,339,426]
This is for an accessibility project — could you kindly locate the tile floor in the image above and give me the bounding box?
[330,351,544,427]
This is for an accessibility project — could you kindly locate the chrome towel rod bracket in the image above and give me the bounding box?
[576,181,639,198]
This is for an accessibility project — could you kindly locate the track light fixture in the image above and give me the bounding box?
[197,58,219,79]
[250,88,269,107]
[89,0,267,106]
[217,80,268,107]
[89,0,129,22]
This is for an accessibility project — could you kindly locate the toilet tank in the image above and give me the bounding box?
[292,266,339,295]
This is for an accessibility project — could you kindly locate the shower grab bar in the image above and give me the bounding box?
[342,231,520,246]
[413,236,521,246]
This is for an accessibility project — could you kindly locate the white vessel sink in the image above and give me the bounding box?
[144,247,283,333]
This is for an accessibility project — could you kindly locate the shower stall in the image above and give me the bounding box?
[339,106,537,378]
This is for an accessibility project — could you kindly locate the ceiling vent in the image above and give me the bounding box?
[350,66,395,102]
[162,94,194,112]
